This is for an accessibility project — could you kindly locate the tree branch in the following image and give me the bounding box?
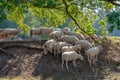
[62,0,99,44]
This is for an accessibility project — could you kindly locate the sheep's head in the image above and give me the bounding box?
[74,44,81,50]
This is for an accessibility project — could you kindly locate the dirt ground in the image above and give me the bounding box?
[0,40,120,80]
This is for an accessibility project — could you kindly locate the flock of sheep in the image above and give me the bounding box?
[41,27,103,70]
[0,27,103,70]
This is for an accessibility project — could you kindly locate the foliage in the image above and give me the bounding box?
[99,19,108,36]
[0,0,7,24]
[0,20,18,28]
[0,0,119,35]
[106,10,120,33]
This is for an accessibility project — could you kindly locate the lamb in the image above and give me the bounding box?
[64,31,85,40]
[61,45,81,54]
[42,39,57,55]
[62,51,84,70]
[53,42,72,58]
[86,45,103,67]
[75,40,92,52]
[59,35,79,45]
[50,30,64,41]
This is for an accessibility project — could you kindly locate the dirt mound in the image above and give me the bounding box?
[0,40,120,80]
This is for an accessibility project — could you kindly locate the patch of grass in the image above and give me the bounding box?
[106,36,120,44]
[0,76,41,80]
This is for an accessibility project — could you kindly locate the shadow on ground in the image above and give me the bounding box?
[0,41,120,80]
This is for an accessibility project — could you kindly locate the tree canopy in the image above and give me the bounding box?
[0,0,120,34]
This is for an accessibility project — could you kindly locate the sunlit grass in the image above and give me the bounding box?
[106,36,120,44]
[0,76,41,80]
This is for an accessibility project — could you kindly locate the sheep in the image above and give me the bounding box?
[72,27,79,32]
[0,33,7,40]
[50,30,64,41]
[42,39,57,55]
[62,51,84,70]
[30,28,42,38]
[85,45,103,67]
[59,35,79,45]
[64,31,85,40]
[30,27,54,38]
[2,28,20,35]
[85,34,99,43]
[75,40,92,52]
[61,44,81,54]
[53,42,72,58]
[40,27,54,35]
[61,27,71,33]
[0,28,20,40]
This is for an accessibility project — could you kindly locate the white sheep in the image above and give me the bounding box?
[50,30,64,41]
[53,42,72,58]
[61,44,81,54]
[30,28,42,38]
[75,40,92,52]
[62,51,84,70]
[42,39,57,55]
[59,35,79,45]
[86,45,103,67]
[30,27,54,38]
[61,27,71,34]
[64,31,85,40]
[40,27,54,35]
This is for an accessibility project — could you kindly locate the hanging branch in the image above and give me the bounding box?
[62,0,99,44]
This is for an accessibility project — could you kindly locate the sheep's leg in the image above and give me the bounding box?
[95,55,97,62]
[54,46,56,56]
[61,60,64,69]
[79,50,81,54]
[88,59,92,67]
[87,55,90,62]
[66,61,69,70]
[50,48,52,53]
[73,60,77,67]
[43,48,47,55]
[57,52,59,59]
[56,48,59,58]
[93,57,96,65]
